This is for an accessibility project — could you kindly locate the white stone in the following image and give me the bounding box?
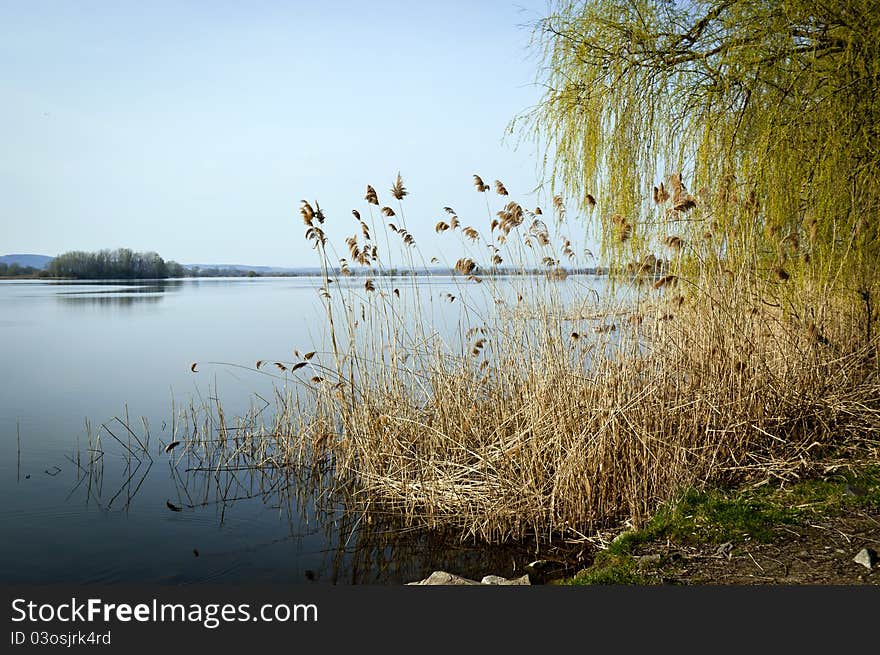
[407,571,481,585]
[853,548,878,570]
[481,574,531,585]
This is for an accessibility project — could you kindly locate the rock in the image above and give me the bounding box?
[481,574,531,585]
[716,542,734,558]
[407,571,481,585]
[853,548,878,571]
[407,571,532,585]
[480,575,507,585]
[636,554,663,568]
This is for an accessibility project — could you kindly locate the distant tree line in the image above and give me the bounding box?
[44,249,272,279]
[0,262,50,277]
[46,249,184,279]
[187,266,262,278]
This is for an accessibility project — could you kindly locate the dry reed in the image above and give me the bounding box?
[181,173,880,547]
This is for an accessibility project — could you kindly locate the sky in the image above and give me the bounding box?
[1,0,563,268]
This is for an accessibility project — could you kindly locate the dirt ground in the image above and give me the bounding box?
[631,509,880,585]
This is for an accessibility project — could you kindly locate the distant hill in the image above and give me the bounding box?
[0,254,53,269]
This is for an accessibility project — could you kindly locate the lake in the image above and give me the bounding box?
[1,275,616,584]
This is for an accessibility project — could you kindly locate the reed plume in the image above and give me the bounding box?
[653,183,669,204]
[390,172,408,200]
[365,185,379,205]
[611,214,632,242]
[653,274,678,289]
[664,235,682,250]
[455,258,476,275]
[301,201,315,226]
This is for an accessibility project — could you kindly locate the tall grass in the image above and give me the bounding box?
[195,173,880,546]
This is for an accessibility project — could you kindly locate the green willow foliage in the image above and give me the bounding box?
[517,0,879,291]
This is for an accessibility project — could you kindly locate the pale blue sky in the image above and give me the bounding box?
[1,0,569,268]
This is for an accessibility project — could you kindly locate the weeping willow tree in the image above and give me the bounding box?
[517,0,879,305]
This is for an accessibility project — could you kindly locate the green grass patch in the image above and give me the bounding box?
[567,553,653,585]
[780,465,880,513]
[566,464,880,585]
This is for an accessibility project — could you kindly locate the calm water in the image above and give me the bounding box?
[0,276,611,584]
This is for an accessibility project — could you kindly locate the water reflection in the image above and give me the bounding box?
[53,280,185,306]
[57,294,165,306]
[65,416,154,512]
[161,463,582,584]
[66,413,585,584]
